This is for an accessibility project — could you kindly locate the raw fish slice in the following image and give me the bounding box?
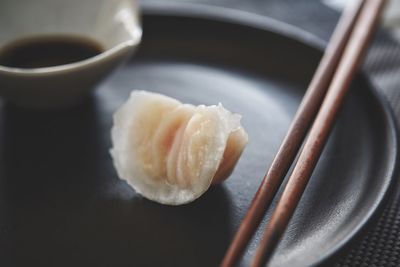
[152,104,196,183]
[212,127,248,184]
[110,91,248,205]
[111,91,180,186]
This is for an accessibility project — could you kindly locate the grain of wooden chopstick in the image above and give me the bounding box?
[220,1,366,266]
[250,0,386,266]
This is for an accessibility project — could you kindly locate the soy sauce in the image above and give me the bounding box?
[0,35,103,68]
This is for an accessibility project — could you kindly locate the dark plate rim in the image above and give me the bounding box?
[139,2,399,265]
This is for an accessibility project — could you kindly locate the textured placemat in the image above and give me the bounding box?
[335,34,400,266]
[141,0,400,265]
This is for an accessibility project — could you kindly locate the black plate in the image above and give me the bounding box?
[0,4,398,267]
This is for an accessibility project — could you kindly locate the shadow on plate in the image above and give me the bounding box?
[0,97,233,267]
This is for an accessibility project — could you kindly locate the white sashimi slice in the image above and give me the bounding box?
[176,105,230,190]
[110,91,248,205]
[152,104,196,183]
[110,91,180,187]
[212,127,248,184]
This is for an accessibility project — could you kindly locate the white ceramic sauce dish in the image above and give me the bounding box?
[0,0,142,109]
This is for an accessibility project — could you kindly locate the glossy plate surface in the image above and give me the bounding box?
[0,5,397,267]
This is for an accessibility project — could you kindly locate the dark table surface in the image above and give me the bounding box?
[140,0,400,266]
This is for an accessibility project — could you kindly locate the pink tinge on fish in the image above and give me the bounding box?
[110,90,248,205]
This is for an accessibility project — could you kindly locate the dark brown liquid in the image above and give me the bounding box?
[0,35,103,69]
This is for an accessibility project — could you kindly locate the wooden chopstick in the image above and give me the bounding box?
[220,1,366,266]
[250,0,387,266]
